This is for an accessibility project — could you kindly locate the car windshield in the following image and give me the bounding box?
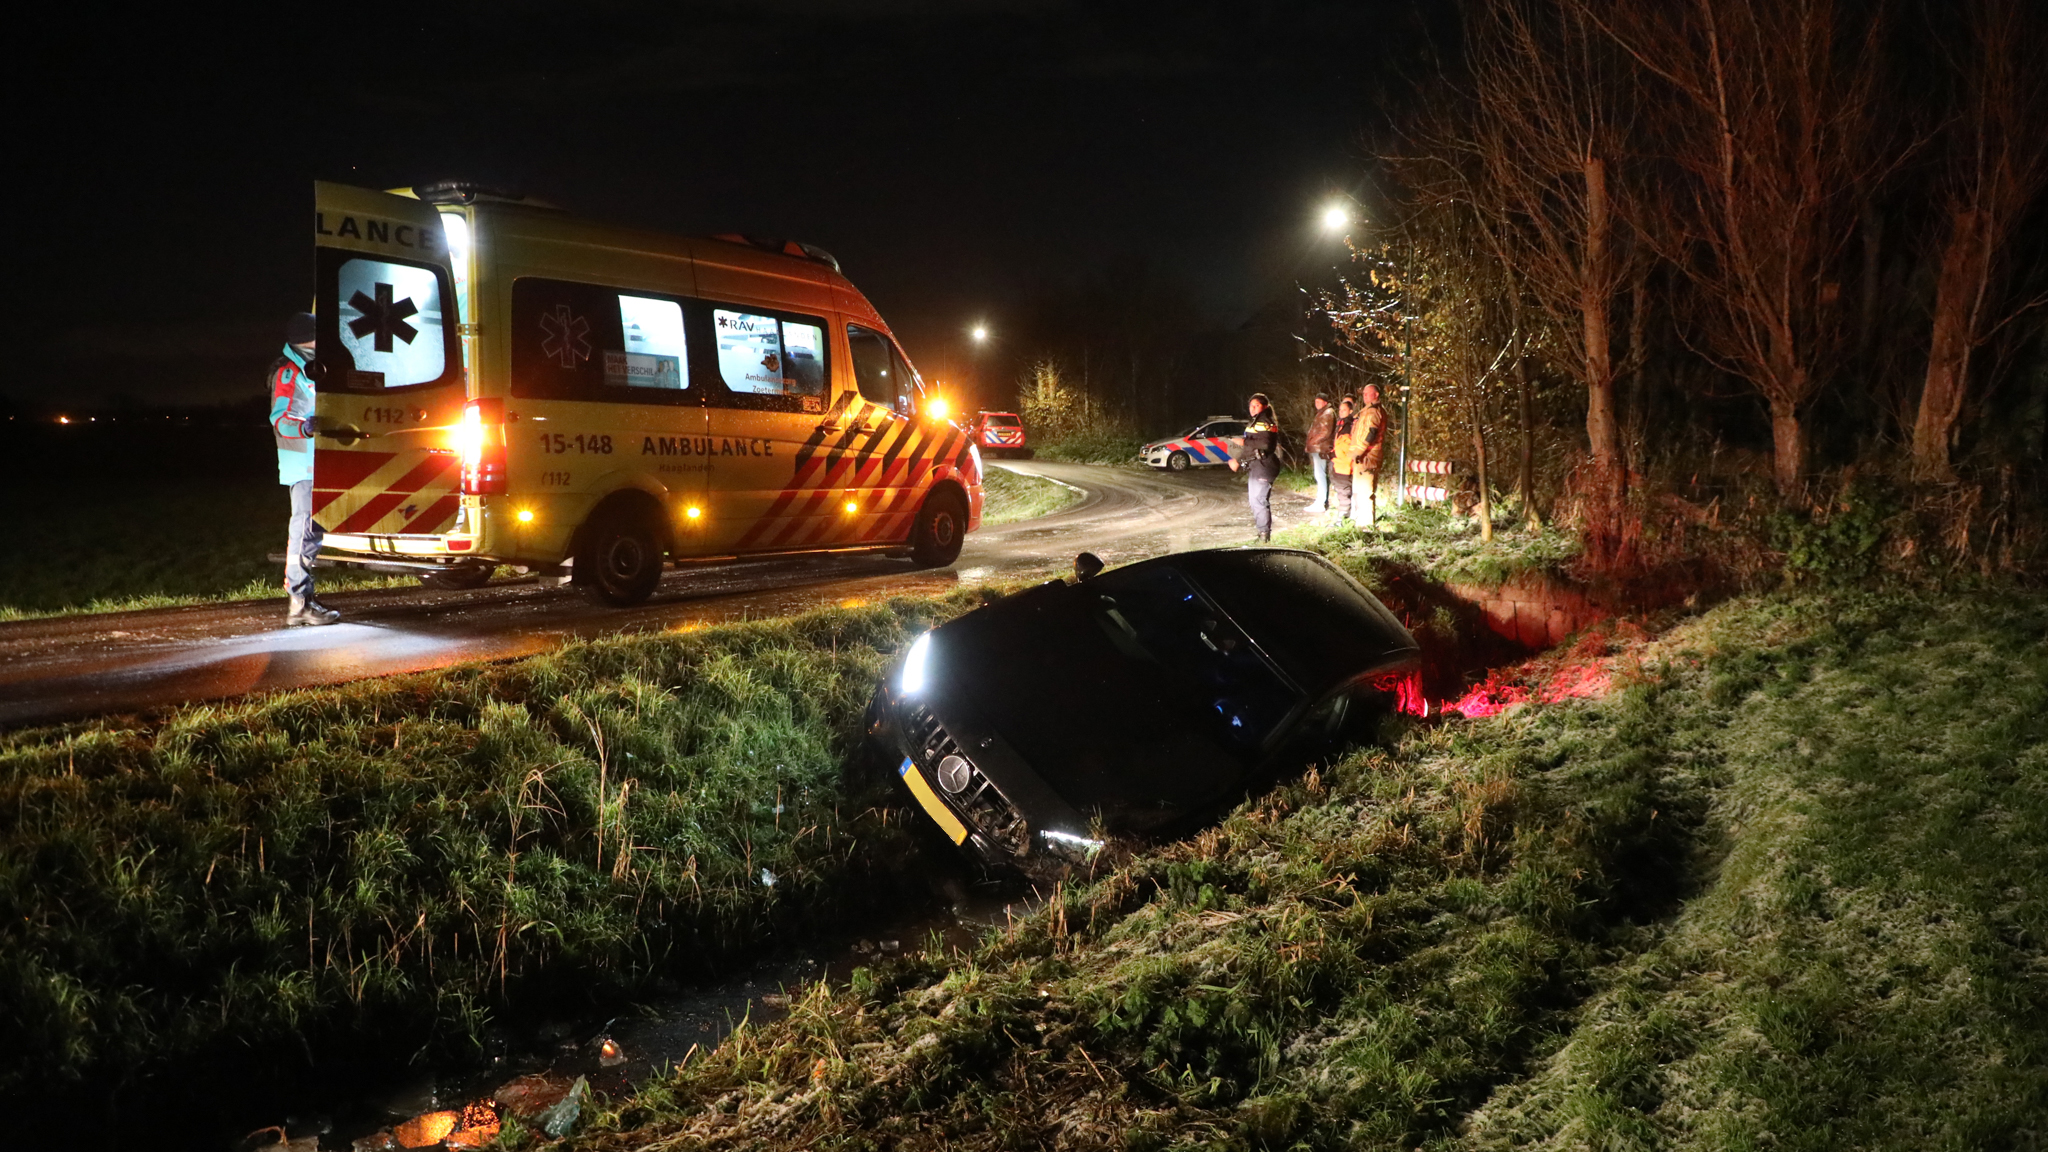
[986,415,1020,427]
[1090,564,1302,755]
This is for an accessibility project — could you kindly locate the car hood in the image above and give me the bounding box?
[919,583,1256,830]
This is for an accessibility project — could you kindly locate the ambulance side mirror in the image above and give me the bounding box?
[1074,552,1104,582]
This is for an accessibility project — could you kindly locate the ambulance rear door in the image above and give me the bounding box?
[310,182,468,538]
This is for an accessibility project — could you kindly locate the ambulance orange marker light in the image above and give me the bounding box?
[685,505,703,521]
[843,500,859,515]
[924,397,951,421]
[516,509,534,523]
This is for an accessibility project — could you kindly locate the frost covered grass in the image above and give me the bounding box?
[1276,496,1582,588]
[547,589,2048,1150]
[0,594,981,1108]
[978,465,1084,525]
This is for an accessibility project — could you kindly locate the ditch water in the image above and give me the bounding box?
[224,884,1041,1152]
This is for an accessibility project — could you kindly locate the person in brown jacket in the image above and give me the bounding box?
[1328,395,1356,524]
[1304,392,1336,514]
[1353,384,1389,526]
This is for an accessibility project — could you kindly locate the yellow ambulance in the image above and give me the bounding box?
[306,181,981,605]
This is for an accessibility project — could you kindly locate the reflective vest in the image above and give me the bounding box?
[269,344,318,485]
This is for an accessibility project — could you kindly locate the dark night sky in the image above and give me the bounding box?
[12,1,1448,411]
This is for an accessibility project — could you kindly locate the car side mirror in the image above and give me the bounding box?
[1074,552,1104,582]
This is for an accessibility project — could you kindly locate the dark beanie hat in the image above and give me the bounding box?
[285,312,318,345]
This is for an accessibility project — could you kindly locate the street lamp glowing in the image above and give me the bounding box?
[971,325,989,342]
[1321,204,1349,232]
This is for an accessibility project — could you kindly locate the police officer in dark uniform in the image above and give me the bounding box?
[1227,392,1282,542]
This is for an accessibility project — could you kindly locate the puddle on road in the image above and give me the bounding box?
[242,888,1040,1151]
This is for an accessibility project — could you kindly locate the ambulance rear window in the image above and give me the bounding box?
[315,250,460,392]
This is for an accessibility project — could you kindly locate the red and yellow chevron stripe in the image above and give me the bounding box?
[312,450,461,535]
[734,392,974,552]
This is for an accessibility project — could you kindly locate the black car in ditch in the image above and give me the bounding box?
[865,548,1420,871]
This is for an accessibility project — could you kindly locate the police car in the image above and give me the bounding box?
[1139,417,1245,471]
[970,411,1030,458]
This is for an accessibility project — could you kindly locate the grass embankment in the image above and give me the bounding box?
[0,595,980,1107]
[0,467,1082,622]
[1279,497,1579,588]
[977,464,1083,525]
[0,479,420,620]
[542,589,2048,1149]
[1030,431,1144,465]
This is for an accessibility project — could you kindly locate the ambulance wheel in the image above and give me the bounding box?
[910,488,968,568]
[576,511,666,606]
[1167,450,1191,472]
[419,563,493,591]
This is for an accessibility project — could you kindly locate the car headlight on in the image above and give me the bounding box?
[900,631,933,696]
[1040,828,1104,855]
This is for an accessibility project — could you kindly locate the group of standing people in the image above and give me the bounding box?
[1228,386,1390,541]
[1305,385,1389,528]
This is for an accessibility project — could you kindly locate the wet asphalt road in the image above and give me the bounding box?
[0,462,1314,727]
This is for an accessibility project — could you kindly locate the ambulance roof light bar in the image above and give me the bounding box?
[405,181,564,210]
[707,234,843,274]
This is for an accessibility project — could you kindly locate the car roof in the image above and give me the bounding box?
[1096,549,1418,690]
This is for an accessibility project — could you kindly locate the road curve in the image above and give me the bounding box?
[0,462,1313,727]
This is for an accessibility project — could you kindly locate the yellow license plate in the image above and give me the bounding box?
[899,757,969,845]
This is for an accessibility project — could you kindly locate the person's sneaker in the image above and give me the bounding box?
[286,596,341,627]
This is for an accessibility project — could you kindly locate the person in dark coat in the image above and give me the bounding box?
[1227,392,1282,542]
[1304,392,1335,514]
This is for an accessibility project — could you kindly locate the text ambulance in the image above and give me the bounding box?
[308,181,981,606]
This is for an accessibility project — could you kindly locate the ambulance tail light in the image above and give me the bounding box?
[459,399,507,495]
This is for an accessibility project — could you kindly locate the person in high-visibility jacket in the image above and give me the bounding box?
[1352,383,1389,527]
[270,313,340,626]
[1328,395,1356,524]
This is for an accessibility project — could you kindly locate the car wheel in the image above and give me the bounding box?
[575,509,666,606]
[1167,450,1191,472]
[418,563,492,591]
[910,487,968,568]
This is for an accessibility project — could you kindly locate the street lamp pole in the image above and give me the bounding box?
[1398,317,1412,506]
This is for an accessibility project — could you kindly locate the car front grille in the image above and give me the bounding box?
[901,703,1030,856]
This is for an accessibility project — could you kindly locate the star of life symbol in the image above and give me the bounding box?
[540,304,592,367]
[346,282,420,352]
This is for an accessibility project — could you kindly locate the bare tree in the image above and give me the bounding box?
[1910,0,2048,481]
[1450,0,1642,538]
[1596,0,1886,496]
